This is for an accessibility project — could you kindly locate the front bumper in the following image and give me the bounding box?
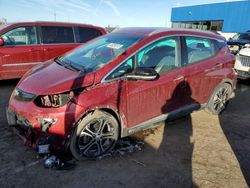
[235,70,250,79]
[7,97,86,140]
[234,59,250,79]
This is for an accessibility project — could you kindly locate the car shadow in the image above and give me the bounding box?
[0,79,19,87]
[158,81,199,187]
[0,79,19,123]
[219,79,250,186]
[131,81,200,187]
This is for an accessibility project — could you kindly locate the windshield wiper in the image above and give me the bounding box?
[54,57,80,72]
[54,57,64,65]
[65,63,81,72]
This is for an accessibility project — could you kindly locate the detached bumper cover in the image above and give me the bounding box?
[6,107,69,148]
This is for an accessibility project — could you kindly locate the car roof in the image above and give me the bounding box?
[2,21,105,31]
[113,27,225,40]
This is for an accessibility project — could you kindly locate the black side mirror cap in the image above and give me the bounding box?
[126,67,158,81]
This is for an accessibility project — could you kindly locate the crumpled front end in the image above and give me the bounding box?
[7,88,86,152]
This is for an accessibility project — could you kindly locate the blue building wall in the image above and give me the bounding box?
[171,1,250,32]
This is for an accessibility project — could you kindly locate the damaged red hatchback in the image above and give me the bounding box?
[7,27,236,160]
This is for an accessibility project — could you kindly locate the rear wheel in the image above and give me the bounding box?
[207,83,232,115]
[70,111,119,160]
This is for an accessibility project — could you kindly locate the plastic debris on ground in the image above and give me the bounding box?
[39,137,144,170]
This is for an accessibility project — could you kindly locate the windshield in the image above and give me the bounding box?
[59,33,145,73]
[232,33,250,41]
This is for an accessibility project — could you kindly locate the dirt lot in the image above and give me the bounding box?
[0,79,249,188]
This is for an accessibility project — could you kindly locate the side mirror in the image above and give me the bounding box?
[0,38,4,46]
[126,67,158,81]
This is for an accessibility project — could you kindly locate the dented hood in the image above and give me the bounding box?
[17,61,95,95]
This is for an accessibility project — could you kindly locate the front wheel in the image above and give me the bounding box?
[70,111,119,160]
[207,83,232,115]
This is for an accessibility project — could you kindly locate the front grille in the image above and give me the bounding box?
[239,55,250,67]
[13,88,37,102]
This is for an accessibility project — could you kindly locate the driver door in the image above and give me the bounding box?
[105,36,185,128]
[0,26,44,79]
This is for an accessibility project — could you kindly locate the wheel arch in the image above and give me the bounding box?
[75,106,125,138]
[207,78,234,106]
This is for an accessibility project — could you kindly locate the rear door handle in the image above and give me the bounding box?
[174,76,184,81]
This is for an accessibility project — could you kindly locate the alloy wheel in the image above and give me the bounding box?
[78,118,116,158]
[212,87,229,113]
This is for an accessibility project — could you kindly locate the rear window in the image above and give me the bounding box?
[78,27,102,43]
[41,26,74,44]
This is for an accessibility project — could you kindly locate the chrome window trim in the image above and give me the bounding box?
[101,34,225,83]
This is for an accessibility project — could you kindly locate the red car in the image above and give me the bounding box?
[7,27,236,160]
[0,22,106,80]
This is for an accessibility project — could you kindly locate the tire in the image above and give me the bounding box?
[70,110,119,160]
[207,83,232,115]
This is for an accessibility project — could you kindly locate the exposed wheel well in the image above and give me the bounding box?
[76,108,122,137]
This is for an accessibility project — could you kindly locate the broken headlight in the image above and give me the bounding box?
[34,91,74,108]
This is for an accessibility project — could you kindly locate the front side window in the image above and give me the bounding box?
[41,26,74,44]
[136,37,180,74]
[78,27,102,43]
[59,33,144,73]
[105,37,180,81]
[185,36,216,64]
[2,26,37,46]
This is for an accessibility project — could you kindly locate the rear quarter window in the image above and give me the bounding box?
[185,36,225,64]
[41,26,74,44]
[78,27,103,43]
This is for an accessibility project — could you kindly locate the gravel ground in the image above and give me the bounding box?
[0,79,249,188]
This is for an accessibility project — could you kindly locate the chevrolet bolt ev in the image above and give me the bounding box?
[7,28,236,160]
[0,22,106,80]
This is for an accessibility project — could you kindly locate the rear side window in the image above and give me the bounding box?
[41,26,74,44]
[78,27,102,43]
[185,36,220,64]
[2,26,37,46]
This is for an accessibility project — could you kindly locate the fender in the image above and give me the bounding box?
[72,104,127,138]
